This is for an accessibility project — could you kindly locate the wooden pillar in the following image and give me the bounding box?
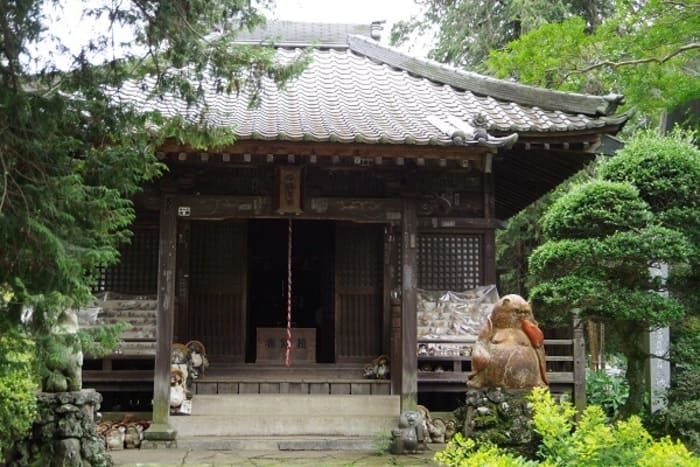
[146,194,177,442]
[401,197,418,411]
[483,229,497,285]
[390,293,402,396]
[387,223,402,395]
[572,309,587,415]
[174,220,191,342]
[483,156,497,285]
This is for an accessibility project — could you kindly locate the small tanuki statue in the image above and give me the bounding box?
[390,410,428,454]
[169,368,187,412]
[468,294,548,389]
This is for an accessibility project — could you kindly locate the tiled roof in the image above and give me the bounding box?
[116,29,627,148]
[233,21,375,48]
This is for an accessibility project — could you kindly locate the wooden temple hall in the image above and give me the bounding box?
[84,22,628,440]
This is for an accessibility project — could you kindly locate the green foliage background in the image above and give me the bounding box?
[0,0,309,455]
[528,131,698,416]
[435,388,698,466]
[0,289,37,462]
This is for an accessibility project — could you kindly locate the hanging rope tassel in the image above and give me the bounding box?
[285,218,293,367]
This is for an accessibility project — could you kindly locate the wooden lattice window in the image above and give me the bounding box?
[418,233,482,291]
[336,224,383,288]
[94,227,159,294]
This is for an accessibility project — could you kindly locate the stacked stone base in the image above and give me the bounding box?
[463,388,538,458]
[5,389,112,467]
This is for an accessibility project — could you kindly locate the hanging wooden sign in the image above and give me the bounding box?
[275,166,303,214]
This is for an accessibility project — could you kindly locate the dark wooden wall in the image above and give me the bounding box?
[182,220,247,361]
[335,222,384,362]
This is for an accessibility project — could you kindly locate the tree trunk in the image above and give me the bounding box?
[618,323,648,417]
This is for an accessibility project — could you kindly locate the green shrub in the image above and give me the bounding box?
[586,369,629,421]
[434,388,699,466]
[647,318,700,454]
[540,180,651,240]
[434,433,538,467]
[0,289,38,462]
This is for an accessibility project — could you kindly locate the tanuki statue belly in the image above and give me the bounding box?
[468,294,548,389]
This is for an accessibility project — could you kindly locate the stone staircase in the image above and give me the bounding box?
[170,394,399,443]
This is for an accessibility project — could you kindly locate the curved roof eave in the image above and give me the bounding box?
[347,35,625,117]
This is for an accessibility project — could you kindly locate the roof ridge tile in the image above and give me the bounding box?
[346,34,624,117]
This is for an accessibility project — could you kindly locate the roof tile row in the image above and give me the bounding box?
[116,39,625,147]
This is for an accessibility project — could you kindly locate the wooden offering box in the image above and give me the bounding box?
[256,327,316,364]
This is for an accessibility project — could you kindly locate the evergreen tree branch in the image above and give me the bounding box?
[560,42,700,80]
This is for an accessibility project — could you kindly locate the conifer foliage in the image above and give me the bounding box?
[0,0,307,456]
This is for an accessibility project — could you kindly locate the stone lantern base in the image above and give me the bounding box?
[5,389,112,467]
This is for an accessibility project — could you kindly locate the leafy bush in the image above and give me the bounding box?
[0,289,38,462]
[540,180,651,240]
[586,369,629,421]
[599,130,700,217]
[434,433,538,467]
[434,388,698,466]
[647,316,700,454]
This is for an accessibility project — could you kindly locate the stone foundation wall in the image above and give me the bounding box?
[5,389,112,467]
[463,388,538,458]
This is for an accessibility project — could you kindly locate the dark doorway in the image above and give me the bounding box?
[246,219,335,363]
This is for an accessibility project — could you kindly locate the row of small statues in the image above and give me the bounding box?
[98,418,150,450]
[170,340,210,413]
[362,354,390,379]
[390,406,458,454]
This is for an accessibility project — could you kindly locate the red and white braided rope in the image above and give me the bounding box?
[285,218,293,367]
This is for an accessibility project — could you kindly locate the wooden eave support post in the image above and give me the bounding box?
[145,194,178,444]
[483,152,497,284]
[401,196,418,411]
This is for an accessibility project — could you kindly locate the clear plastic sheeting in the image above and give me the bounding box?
[417,285,499,356]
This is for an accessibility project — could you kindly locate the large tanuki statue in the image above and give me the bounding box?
[468,294,548,389]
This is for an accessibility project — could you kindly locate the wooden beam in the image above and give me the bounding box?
[417,218,499,230]
[151,195,177,437]
[483,170,495,219]
[482,169,497,285]
[401,197,418,411]
[483,229,496,285]
[158,139,488,160]
[175,195,403,224]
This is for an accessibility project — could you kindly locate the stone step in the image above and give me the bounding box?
[98,316,156,325]
[176,436,378,451]
[187,394,398,416]
[99,300,158,312]
[170,394,399,437]
[171,414,397,437]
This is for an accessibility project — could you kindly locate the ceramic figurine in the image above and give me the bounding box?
[444,419,456,441]
[124,424,141,449]
[170,369,187,409]
[469,294,548,389]
[170,343,190,385]
[362,354,390,379]
[105,424,126,450]
[186,340,209,379]
[390,410,428,454]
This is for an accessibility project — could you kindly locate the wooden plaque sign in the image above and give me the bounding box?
[256,327,316,364]
[276,166,303,214]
